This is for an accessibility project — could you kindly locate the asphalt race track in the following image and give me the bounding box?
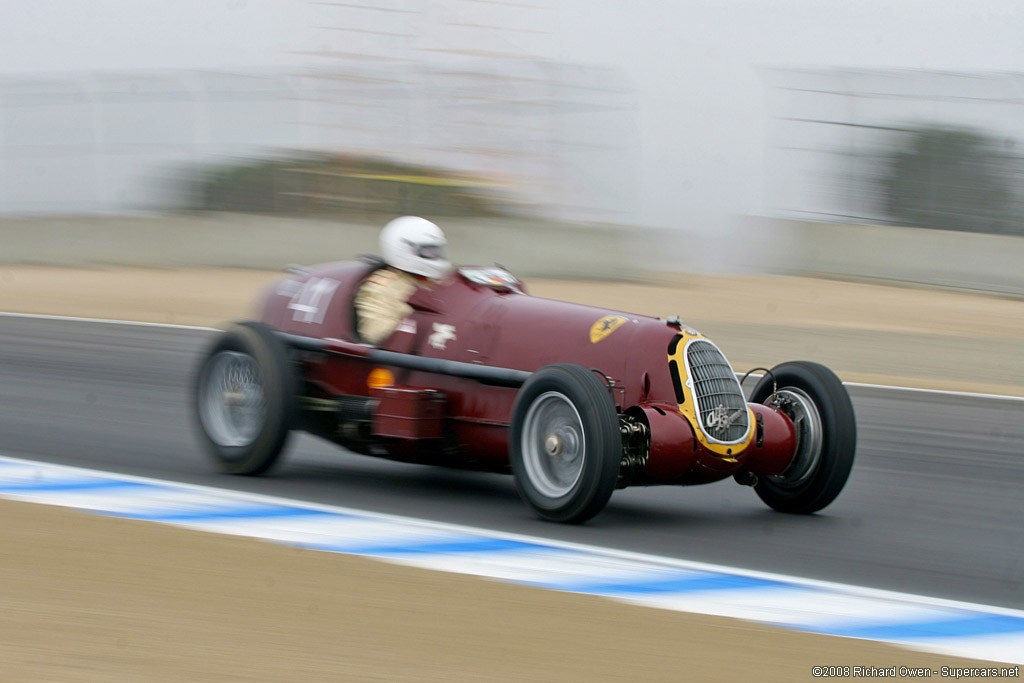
[2,315,1022,610]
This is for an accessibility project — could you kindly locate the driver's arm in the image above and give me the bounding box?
[355,269,417,346]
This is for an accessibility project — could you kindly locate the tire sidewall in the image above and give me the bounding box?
[510,364,620,523]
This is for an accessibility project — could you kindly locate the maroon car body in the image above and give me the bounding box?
[194,258,856,523]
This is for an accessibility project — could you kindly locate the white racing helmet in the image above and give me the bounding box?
[380,216,451,279]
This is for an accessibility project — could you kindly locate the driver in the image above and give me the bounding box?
[355,216,451,345]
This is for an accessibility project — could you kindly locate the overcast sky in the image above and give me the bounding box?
[1,0,1022,227]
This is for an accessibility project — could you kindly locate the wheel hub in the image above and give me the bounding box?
[521,391,586,499]
[223,389,246,405]
[768,387,823,488]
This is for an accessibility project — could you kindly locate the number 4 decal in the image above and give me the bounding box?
[287,277,339,324]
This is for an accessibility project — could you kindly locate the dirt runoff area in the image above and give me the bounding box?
[0,266,1021,681]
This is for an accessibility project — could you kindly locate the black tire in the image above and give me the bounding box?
[510,364,621,523]
[193,321,298,475]
[749,361,856,514]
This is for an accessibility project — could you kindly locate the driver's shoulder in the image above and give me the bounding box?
[359,266,417,294]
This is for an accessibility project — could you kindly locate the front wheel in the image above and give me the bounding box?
[194,321,297,475]
[749,361,856,514]
[510,364,621,524]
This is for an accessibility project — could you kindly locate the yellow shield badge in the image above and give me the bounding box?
[589,315,628,343]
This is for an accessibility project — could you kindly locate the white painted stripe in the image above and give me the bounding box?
[620,590,979,631]
[175,519,480,548]
[842,381,1024,402]
[2,311,1022,401]
[0,311,217,331]
[739,372,1024,402]
[382,551,691,586]
[0,489,173,511]
[911,633,1024,664]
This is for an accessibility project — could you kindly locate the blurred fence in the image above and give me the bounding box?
[2,212,1021,295]
[733,217,1024,296]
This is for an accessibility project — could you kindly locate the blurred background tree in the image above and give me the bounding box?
[880,125,1021,234]
[181,152,527,221]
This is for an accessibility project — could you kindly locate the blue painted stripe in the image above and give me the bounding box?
[304,537,548,556]
[110,505,344,522]
[0,479,158,493]
[810,614,1024,640]
[532,572,787,595]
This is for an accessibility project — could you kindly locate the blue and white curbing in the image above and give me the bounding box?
[1,454,1021,665]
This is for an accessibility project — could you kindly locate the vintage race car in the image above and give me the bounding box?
[193,258,856,523]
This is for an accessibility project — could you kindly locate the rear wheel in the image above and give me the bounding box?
[194,321,297,475]
[510,364,621,523]
[749,361,856,514]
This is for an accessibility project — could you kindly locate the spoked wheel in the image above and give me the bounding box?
[194,322,297,475]
[749,361,856,514]
[510,364,621,524]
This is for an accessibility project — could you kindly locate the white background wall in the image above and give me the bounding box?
[2,1,1023,233]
